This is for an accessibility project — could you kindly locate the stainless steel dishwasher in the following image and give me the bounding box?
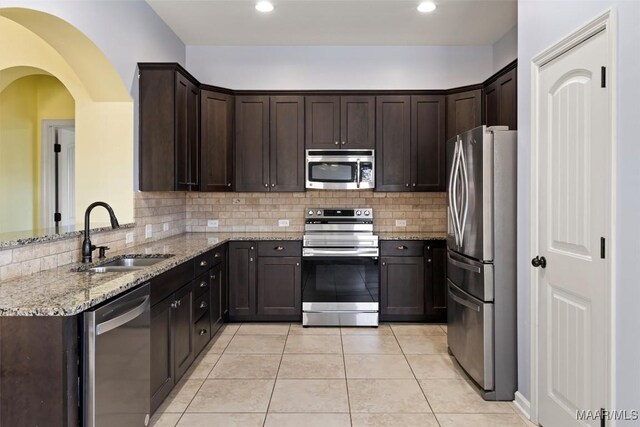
[84,283,151,427]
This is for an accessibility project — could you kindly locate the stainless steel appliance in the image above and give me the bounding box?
[446,125,517,401]
[84,283,151,426]
[302,208,379,326]
[305,149,375,190]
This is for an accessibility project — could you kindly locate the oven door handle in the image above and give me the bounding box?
[303,247,380,257]
[304,310,379,314]
[356,158,361,189]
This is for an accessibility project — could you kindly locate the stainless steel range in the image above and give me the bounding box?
[302,208,379,326]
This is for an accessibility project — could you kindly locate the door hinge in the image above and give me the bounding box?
[54,143,61,153]
[601,66,606,88]
[600,237,606,259]
[54,212,61,222]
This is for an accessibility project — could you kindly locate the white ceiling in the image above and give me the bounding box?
[146,0,517,46]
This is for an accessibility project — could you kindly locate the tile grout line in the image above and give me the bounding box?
[261,323,290,427]
[390,325,442,427]
[339,328,354,427]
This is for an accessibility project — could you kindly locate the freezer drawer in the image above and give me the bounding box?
[447,281,493,391]
[447,250,494,302]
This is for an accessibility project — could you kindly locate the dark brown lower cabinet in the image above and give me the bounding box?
[380,240,447,322]
[151,295,175,413]
[172,282,195,382]
[210,262,224,335]
[228,241,257,318]
[380,256,425,320]
[257,257,301,317]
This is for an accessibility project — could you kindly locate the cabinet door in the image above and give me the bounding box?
[270,96,305,191]
[380,256,425,318]
[497,68,517,130]
[340,96,375,149]
[446,89,482,140]
[257,257,301,317]
[228,242,257,318]
[139,69,175,191]
[235,96,269,191]
[411,95,446,192]
[305,96,340,149]
[175,74,199,191]
[201,90,233,191]
[425,243,447,321]
[150,296,174,413]
[375,96,411,192]
[484,80,499,128]
[210,263,223,336]
[173,283,194,381]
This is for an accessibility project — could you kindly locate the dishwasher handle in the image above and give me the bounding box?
[96,295,150,336]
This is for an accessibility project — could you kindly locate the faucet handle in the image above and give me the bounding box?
[97,246,110,259]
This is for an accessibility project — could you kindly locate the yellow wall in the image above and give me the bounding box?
[0,75,74,233]
[0,13,134,229]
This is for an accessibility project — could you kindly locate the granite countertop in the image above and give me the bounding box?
[0,232,302,317]
[0,231,446,317]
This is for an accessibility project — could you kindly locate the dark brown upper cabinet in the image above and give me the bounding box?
[235,95,304,192]
[484,66,517,130]
[139,65,200,191]
[306,95,375,149]
[376,95,446,192]
[376,96,411,191]
[200,90,234,191]
[446,89,482,141]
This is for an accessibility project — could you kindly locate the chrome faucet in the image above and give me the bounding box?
[82,202,120,263]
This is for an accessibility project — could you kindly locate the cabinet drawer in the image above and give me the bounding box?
[194,314,211,356]
[211,245,227,266]
[194,292,210,322]
[380,240,424,257]
[150,261,193,306]
[194,251,213,275]
[194,271,210,299]
[258,241,302,257]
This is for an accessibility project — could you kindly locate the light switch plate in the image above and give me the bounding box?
[278,219,290,227]
[125,232,134,244]
[163,223,169,232]
[395,219,407,227]
[145,224,153,238]
[207,220,219,228]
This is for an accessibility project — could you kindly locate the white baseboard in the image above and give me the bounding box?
[514,391,531,419]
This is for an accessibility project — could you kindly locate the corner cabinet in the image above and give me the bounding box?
[376,95,446,192]
[446,89,482,141]
[306,95,375,149]
[484,65,517,130]
[235,96,305,192]
[139,64,200,191]
[200,90,234,191]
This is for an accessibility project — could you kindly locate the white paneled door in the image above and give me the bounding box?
[536,27,611,427]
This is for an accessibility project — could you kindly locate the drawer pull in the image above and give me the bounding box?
[199,329,207,336]
[397,245,408,250]
[250,246,254,250]
[214,252,221,258]
[200,281,208,288]
[274,246,285,251]
[199,260,208,267]
[199,301,208,309]
[211,274,216,280]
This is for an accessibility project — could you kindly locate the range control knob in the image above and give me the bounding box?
[316,210,322,216]
[308,210,314,216]
[356,210,362,216]
[364,210,371,216]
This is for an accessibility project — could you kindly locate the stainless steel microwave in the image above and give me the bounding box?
[305,149,375,190]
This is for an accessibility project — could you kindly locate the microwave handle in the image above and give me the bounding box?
[356,159,361,189]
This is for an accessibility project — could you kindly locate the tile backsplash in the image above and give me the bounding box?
[0,192,186,281]
[186,191,447,234]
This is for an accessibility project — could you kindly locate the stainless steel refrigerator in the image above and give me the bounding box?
[446,125,517,401]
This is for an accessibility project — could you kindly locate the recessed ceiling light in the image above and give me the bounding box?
[417,1,437,13]
[255,1,274,12]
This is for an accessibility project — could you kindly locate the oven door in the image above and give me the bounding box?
[302,256,379,325]
[306,152,374,190]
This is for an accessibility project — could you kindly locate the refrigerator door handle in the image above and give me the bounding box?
[449,138,462,246]
[449,288,481,312]
[447,253,482,274]
[458,140,470,246]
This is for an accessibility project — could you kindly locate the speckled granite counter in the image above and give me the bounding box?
[0,232,302,317]
[378,232,447,241]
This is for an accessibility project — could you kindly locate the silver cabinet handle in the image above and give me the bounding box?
[397,245,408,250]
[199,301,207,309]
[264,183,268,187]
[296,262,300,266]
[170,301,178,309]
[199,329,207,336]
[427,259,432,263]
[214,252,221,258]
[227,183,231,187]
[341,141,346,145]
[274,246,285,251]
[382,261,386,266]
[405,183,409,187]
[250,257,254,262]
[200,281,207,288]
[200,260,208,267]
[211,273,216,280]
[271,183,275,187]
[335,141,339,145]
[96,295,150,336]
[412,183,416,187]
[250,246,254,250]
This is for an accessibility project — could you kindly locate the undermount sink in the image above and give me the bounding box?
[77,255,173,274]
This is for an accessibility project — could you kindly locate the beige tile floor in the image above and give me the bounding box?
[151,323,536,427]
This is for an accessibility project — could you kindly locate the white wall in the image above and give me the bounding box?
[186,45,494,90]
[517,0,640,419]
[493,25,517,72]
